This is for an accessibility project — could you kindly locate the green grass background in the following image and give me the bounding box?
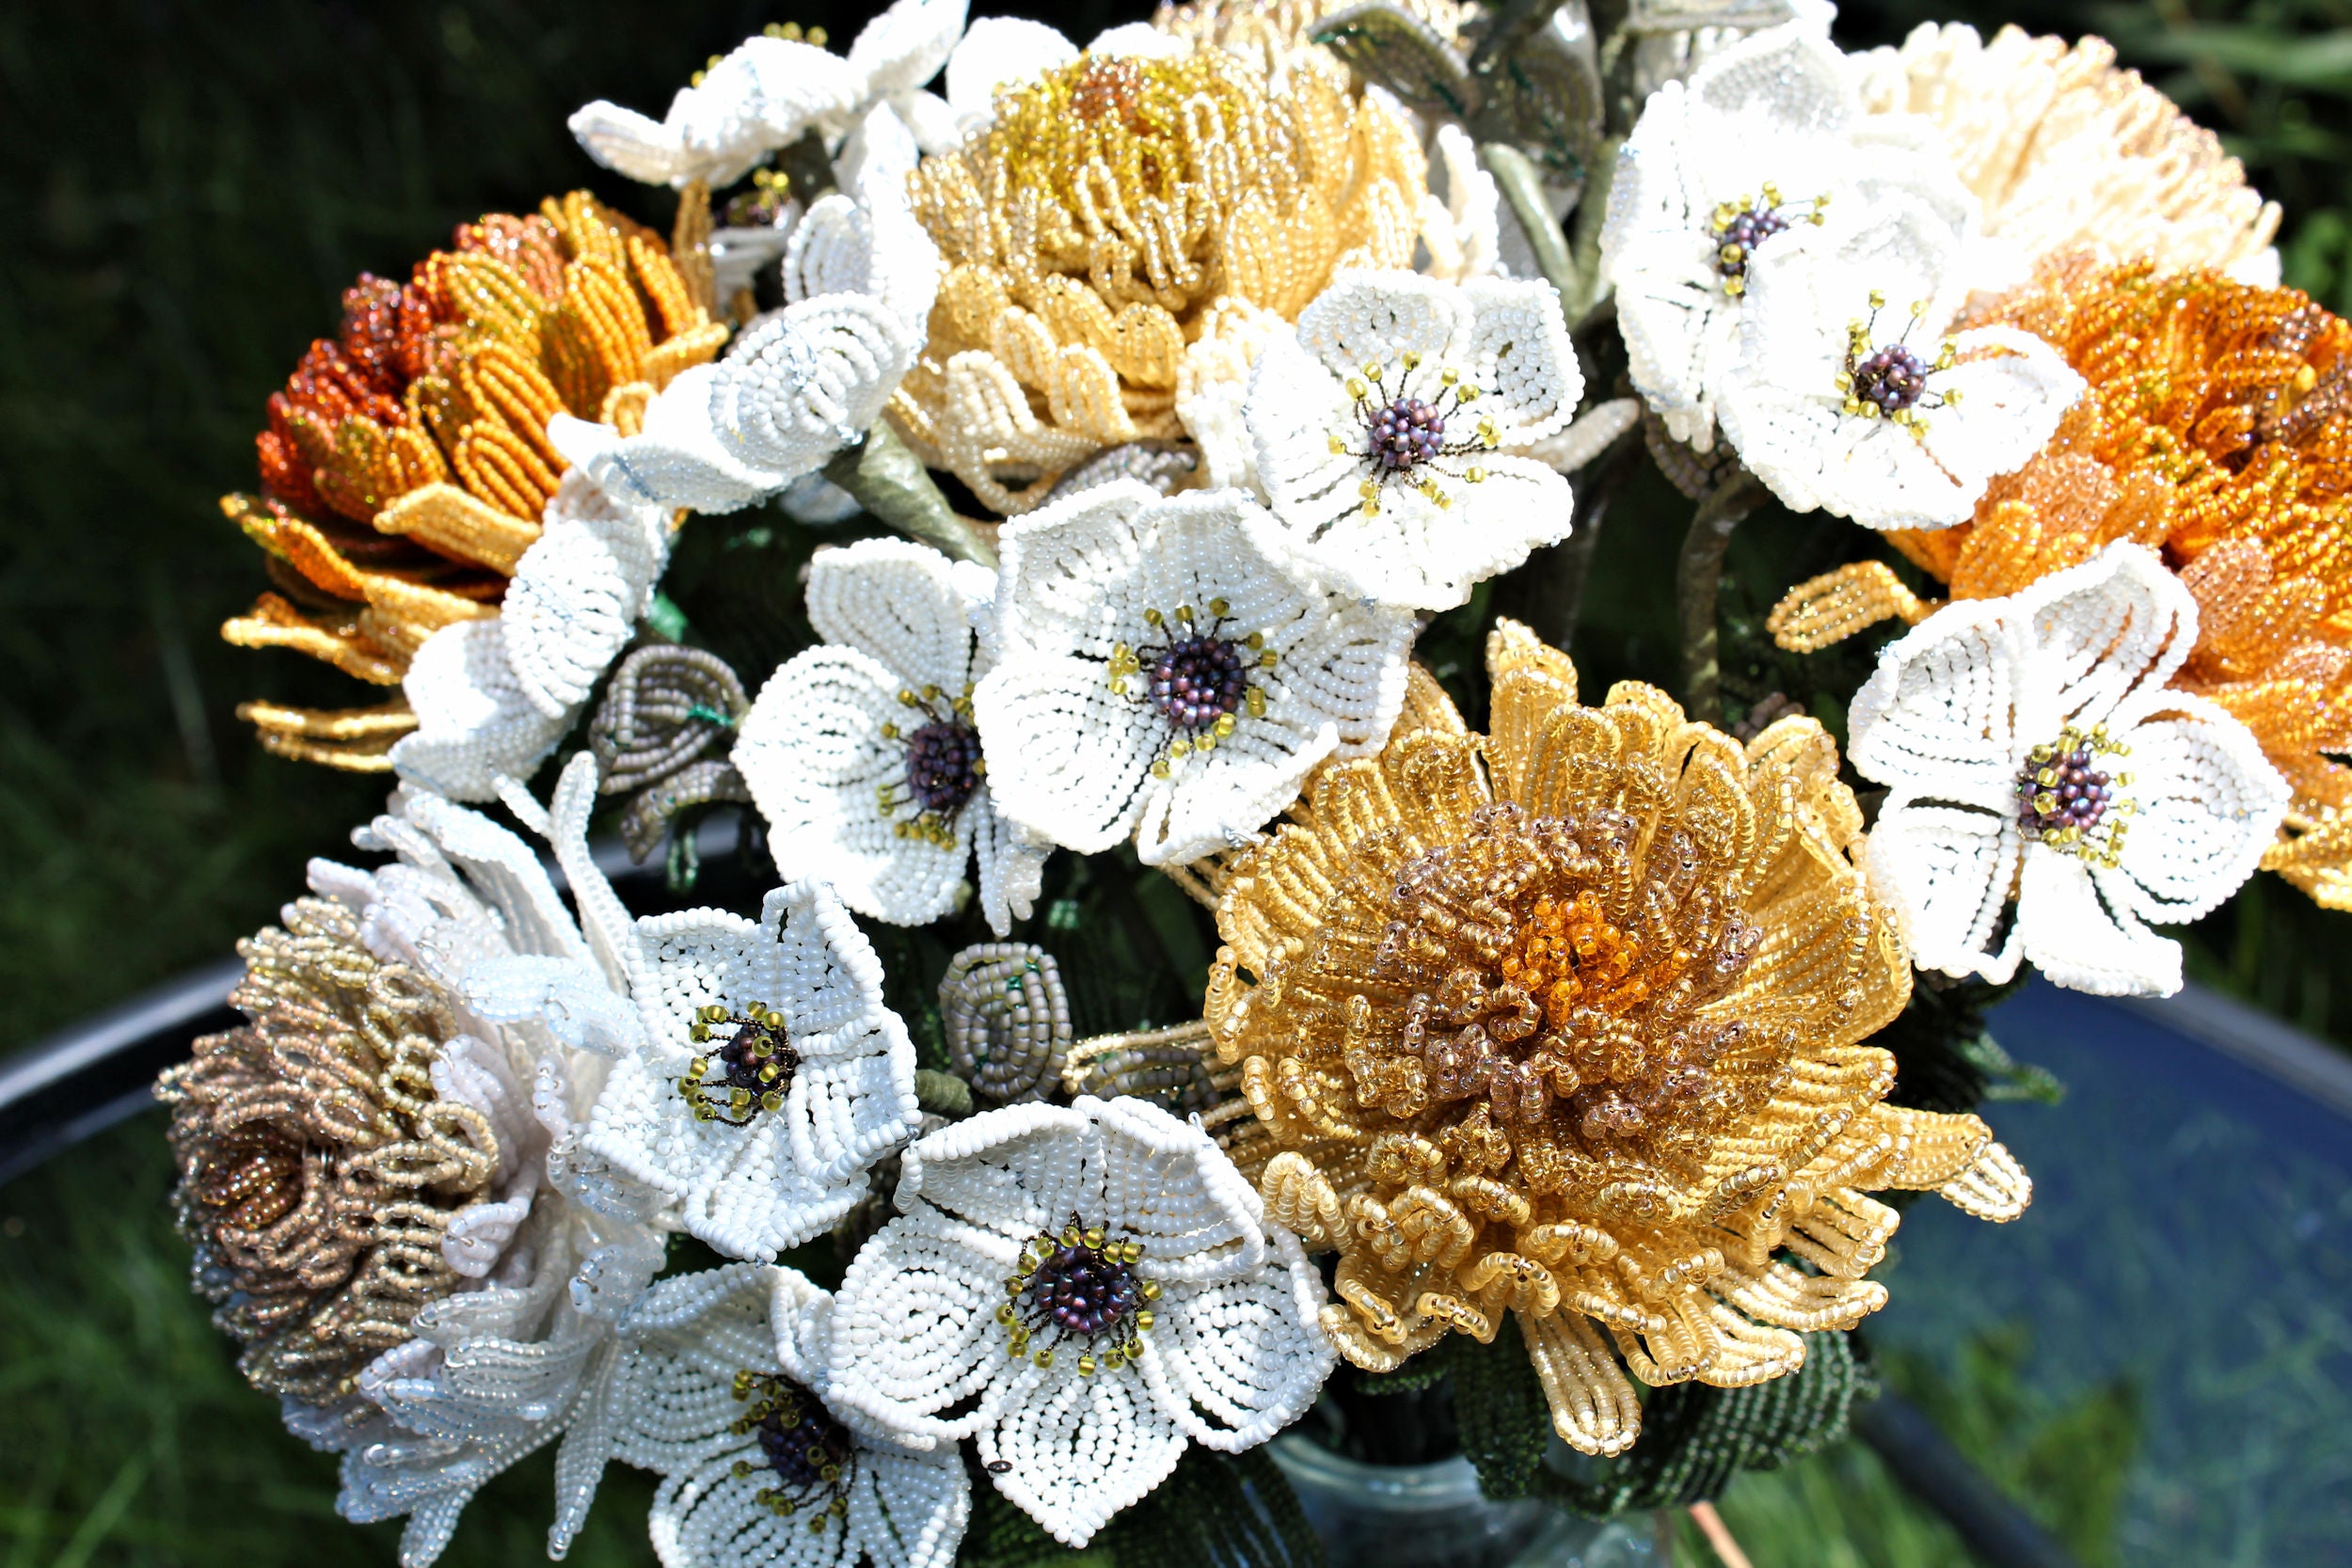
[5,1,2352,1563]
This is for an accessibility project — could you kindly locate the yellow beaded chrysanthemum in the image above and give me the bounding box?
[1202,623,2028,1454]
[1152,0,1467,87]
[1772,259,2352,909]
[220,189,726,770]
[893,48,1430,513]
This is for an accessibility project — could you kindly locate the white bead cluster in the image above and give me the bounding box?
[734,538,1049,936]
[1247,271,1584,611]
[974,482,1416,866]
[1850,542,2291,996]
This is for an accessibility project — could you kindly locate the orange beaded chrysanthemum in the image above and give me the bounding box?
[1770,259,2352,908]
[221,190,725,770]
[1203,623,2028,1455]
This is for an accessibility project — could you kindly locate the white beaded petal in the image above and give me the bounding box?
[390,620,570,803]
[1247,271,1582,610]
[825,1099,1333,1548]
[976,482,1415,865]
[1849,543,2290,996]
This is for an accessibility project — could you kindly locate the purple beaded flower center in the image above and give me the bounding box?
[2017,742,2114,836]
[903,719,983,816]
[1149,636,1250,732]
[1850,344,1931,416]
[1713,206,1788,281]
[1027,1239,1145,1338]
[1364,396,1447,471]
[757,1387,854,1495]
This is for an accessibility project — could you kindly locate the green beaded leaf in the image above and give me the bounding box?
[1546,1329,1878,1513]
[1312,0,1477,120]
[1450,1319,1554,1500]
[1460,0,1603,182]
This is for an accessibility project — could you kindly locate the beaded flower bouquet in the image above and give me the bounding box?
[161,0,2333,1562]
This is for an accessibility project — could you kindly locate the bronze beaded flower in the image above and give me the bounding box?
[1203,623,2030,1454]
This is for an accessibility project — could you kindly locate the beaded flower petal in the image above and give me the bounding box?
[557,1263,971,1568]
[824,1097,1335,1548]
[1716,197,2083,530]
[1247,271,1582,611]
[1852,24,2280,288]
[973,481,1416,866]
[1599,21,1978,452]
[1850,543,2289,996]
[735,537,1049,935]
[1202,621,2028,1455]
[219,191,726,776]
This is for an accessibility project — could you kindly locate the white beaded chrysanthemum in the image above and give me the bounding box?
[1714,195,2084,530]
[558,1263,971,1568]
[972,481,1415,865]
[392,469,675,801]
[1849,542,2291,996]
[1246,271,1582,610]
[734,538,1048,935]
[823,1097,1336,1548]
[1599,21,1979,453]
[567,0,968,187]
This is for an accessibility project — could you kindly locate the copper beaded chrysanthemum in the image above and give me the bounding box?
[1770,259,2352,909]
[1202,625,2029,1456]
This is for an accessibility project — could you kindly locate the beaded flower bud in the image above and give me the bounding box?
[1202,622,2031,1456]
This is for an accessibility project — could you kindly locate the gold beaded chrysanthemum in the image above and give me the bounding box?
[1152,0,1467,87]
[1771,259,2352,908]
[893,47,1428,513]
[156,898,505,1404]
[1202,624,2029,1454]
[1858,25,2277,277]
[221,189,726,770]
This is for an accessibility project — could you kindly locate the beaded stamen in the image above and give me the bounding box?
[1836,293,1961,437]
[727,1370,854,1531]
[1108,598,1278,777]
[2014,723,2136,865]
[1331,356,1500,528]
[1708,182,1829,296]
[878,683,985,848]
[994,1220,1160,1377]
[678,1002,799,1126]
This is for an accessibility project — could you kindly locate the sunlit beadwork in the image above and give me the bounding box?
[1203,621,2030,1455]
[940,942,1072,1104]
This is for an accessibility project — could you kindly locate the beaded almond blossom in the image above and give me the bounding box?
[734,538,1049,934]
[221,192,726,778]
[1598,21,1977,453]
[1849,543,2289,997]
[1716,197,2083,530]
[1203,621,2029,1453]
[1247,271,1582,611]
[824,1097,1335,1548]
[1852,24,2280,289]
[557,1263,971,1568]
[973,481,1416,865]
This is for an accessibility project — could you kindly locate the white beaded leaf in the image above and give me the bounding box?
[1716,201,2082,531]
[1599,22,1978,452]
[828,1100,1335,1547]
[505,471,674,721]
[713,296,917,479]
[1850,543,2290,996]
[976,483,1414,864]
[1248,271,1581,610]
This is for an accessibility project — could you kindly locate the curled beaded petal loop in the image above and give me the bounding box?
[727,1370,854,1531]
[995,1218,1160,1375]
[2016,724,2137,866]
[677,1001,799,1126]
[1328,354,1502,530]
[1708,182,1830,296]
[877,682,983,848]
[1836,292,1962,438]
[1109,598,1278,778]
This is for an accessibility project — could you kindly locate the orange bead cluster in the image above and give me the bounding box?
[220,190,726,770]
[1208,625,2029,1457]
[1773,258,2352,907]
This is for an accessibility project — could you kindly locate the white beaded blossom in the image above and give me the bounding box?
[1247,271,1583,610]
[1850,542,2291,997]
[557,1263,970,1568]
[567,0,968,187]
[824,1097,1336,1548]
[736,538,1048,935]
[1714,193,2084,530]
[469,753,925,1262]
[1599,20,1978,453]
[973,481,1415,866]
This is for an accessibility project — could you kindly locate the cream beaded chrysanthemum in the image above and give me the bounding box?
[1247,271,1582,610]
[822,1097,1335,1548]
[394,469,675,800]
[1715,196,2083,530]
[1599,21,1977,453]
[559,1264,971,1568]
[734,538,1048,935]
[972,481,1415,865]
[1850,543,2290,996]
